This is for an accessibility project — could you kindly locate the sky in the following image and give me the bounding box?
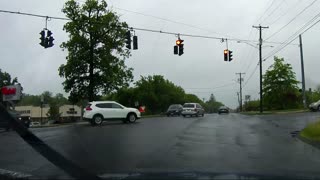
[0,0,320,108]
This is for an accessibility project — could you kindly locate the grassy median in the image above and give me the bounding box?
[300,121,320,142]
[241,109,308,115]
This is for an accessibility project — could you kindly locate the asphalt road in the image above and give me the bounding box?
[1,112,320,179]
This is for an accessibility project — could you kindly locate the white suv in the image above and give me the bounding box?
[309,100,320,112]
[83,101,141,125]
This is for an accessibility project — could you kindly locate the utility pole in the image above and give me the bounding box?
[237,92,240,112]
[236,73,245,112]
[253,25,269,113]
[299,34,307,109]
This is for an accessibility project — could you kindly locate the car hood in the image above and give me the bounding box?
[98,172,312,180]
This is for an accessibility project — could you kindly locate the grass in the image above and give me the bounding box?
[300,121,320,142]
[241,108,308,115]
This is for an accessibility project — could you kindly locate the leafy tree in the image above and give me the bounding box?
[263,57,300,110]
[46,100,61,121]
[243,100,260,111]
[203,94,224,113]
[59,0,133,102]
[17,94,41,106]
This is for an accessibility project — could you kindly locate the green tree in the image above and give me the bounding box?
[134,75,186,114]
[203,94,224,113]
[46,100,61,121]
[263,57,300,110]
[18,94,41,106]
[59,0,133,102]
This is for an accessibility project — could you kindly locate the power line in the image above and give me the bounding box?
[184,82,236,90]
[265,0,318,40]
[260,0,286,24]
[254,0,277,24]
[263,10,320,60]
[243,63,259,88]
[267,0,302,26]
[0,9,298,46]
[0,9,69,20]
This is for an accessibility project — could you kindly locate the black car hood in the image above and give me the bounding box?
[98,172,318,180]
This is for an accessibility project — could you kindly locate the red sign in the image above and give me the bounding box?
[1,87,16,95]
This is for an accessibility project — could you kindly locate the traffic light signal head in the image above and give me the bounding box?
[224,49,228,61]
[47,36,54,48]
[125,31,131,49]
[39,30,46,47]
[229,50,233,61]
[176,39,184,46]
[47,30,53,37]
[133,35,138,50]
[178,44,184,56]
[174,45,178,55]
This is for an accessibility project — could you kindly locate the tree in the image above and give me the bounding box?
[263,57,300,110]
[203,94,224,113]
[59,0,133,102]
[46,100,61,121]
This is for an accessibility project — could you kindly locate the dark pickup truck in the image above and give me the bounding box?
[0,110,31,131]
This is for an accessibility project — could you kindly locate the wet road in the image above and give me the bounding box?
[1,112,320,179]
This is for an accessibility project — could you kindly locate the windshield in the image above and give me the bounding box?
[183,104,195,108]
[1,0,320,179]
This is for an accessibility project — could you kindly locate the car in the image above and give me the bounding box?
[30,121,41,127]
[309,100,320,112]
[181,103,205,117]
[83,101,141,125]
[166,104,183,116]
[218,106,229,114]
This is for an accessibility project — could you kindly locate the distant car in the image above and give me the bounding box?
[83,101,141,125]
[181,103,205,117]
[309,100,320,112]
[218,106,229,114]
[30,121,41,127]
[166,104,183,116]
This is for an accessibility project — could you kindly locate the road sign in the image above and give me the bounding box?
[1,84,22,101]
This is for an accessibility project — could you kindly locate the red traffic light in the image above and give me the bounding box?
[224,49,228,54]
[176,39,184,46]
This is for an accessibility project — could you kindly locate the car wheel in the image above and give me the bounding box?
[93,115,103,125]
[127,113,137,123]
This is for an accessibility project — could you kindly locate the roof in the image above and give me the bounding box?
[90,101,117,104]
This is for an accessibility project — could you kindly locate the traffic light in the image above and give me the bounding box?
[175,39,184,56]
[47,36,54,48]
[174,45,178,55]
[125,31,131,49]
[179,44,184,56]
[47,30,54,48]
[229,50,233,61]
[224,49,228,61]
[39,30,46,47]
[133,35,138,50]
[176,39,183,46]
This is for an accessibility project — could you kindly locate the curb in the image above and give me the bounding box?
[298,134,320,150]
[0,168,32,180]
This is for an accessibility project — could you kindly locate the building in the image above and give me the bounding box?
[15,105,82,123]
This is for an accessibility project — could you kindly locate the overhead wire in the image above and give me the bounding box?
[260,0,286,25]
[265,0,318,40]
[267,0,302,26]
[263,10,320,61]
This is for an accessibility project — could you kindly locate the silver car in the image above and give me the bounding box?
[181,103,205,117]
[309,100,320,112]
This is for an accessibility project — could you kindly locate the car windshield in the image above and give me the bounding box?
[2,0,320,179]
[169,105,179,109]
[183,104,195,108]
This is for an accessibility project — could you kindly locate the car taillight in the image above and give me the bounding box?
[85,105,92,111]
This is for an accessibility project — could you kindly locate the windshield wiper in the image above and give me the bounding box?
[0,104,101,180]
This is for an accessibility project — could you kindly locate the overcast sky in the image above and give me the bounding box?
[1,0,320,108]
